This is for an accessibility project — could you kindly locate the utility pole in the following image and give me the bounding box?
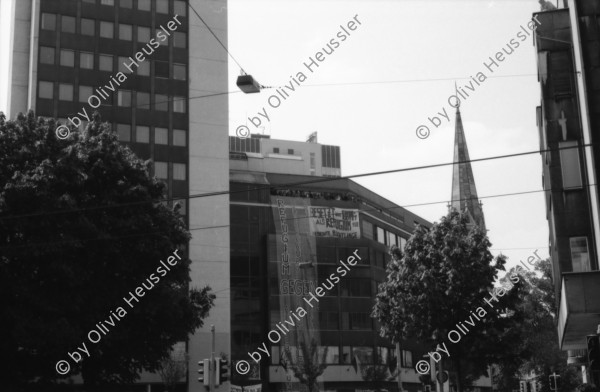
[396,341,404,392]
[211,325,216,392]
[549,372,560,391]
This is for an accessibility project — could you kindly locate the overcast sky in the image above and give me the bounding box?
[227,0,548,271]
[0,0,549,273]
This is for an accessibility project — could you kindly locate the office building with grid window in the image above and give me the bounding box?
[1,0,229,391]
[229,135,435,391]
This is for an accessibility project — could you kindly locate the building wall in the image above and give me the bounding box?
[535,8,596,296]
[229,135,342,177]
[1,0,36,117]
[229,173,432,390]
[187,0,230,391]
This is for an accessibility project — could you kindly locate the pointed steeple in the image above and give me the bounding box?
[450,105,486,232]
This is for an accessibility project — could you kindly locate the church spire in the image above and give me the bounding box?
[450,105,486,232]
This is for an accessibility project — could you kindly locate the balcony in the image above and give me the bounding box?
[557,271,600,350]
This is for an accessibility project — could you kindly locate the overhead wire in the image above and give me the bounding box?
[0,142,591,222]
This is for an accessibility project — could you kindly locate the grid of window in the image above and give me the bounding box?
[174,0,187,16]
[117,124,131,141]
[155,61,169,78]
[61,16,76,33]
[80,52,94,69]
[173,97,185,113]
[173,64,186,80]
[59,83,73,101]
[173,163,186,180]
[559,140,582,189]
[349,313,372,330]
[119,0,133,7]
[401,350,414,368]
[174,32,186,48]
[317,346,340,364]
[318,312,339,330]
[119,24,133,40]
[154,161,168,179]
[341,279,371,297]
[79,86,93,103]
[40,47,55,64]
[155,127,168,144]
[173,129,186,146]
[570,237,590,272]
[137,26,151,42]
[229,136,261,153]
[156,0,169,13]
[39,81,53,99]
[99,54,113,71]
[100,21,114,38]
[362,220,373,240]
[155,94,168,111]
[376,227,385,244]
[138,61,150,76]
[60,50,75,67]
[41,13,56,30]
[137,92,150,109]
[118,90,131,107]
[136,126,150,143]
[322,145,341,168]
[81,18,95,35]
[138,0,151,11]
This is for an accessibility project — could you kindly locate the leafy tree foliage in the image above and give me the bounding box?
[373,211,524,392]
[0,112,215,390]
[493,259,581,392]
[360,351,398,392]
[283,339,328,392]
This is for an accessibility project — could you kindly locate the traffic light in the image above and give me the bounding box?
[588,335,600,370]
[549,374,560,391]
[198,359,209,386]
[520,380,528,392]
[215,358,229,386]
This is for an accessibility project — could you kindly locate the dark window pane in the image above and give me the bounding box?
[81,18,95,35]
[39,46,55,64]
[61,16,76,33]
[155,61,169,78]
[41,13,56,30]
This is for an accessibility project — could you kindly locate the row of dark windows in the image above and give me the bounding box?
[229,136,261,153]
[39,47,186,80]
[41,13,186,48]
[266,277,376,298]
[80,0,188,15]
[39,81,186,113]
[322,144,341,168]
[269,311,374,331]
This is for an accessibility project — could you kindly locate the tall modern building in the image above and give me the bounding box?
[533,0,600,383]
[449,106,486,231]
[0,1,230,391]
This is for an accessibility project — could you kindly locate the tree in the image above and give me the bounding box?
[283,339,328,392]
[360,351,398,392]
[158,347,187,392]
[0,112,215,390]
[493,258,581,392]
[373,211,524,392]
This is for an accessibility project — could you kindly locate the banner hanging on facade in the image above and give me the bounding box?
[308,206,360,238]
